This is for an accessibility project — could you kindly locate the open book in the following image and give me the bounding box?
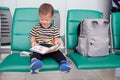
[29,44,60,54]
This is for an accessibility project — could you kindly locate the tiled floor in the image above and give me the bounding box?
[0,54,120,80]
[0,69,119,80]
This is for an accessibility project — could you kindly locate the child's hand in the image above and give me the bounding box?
[38,47,43,51]
[47,49,57,53]
[32,42,37,47]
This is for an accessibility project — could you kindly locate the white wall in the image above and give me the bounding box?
[0,0,16,15]
[96,0,112,19]
[0,0,111,35]
[66,0,111,19]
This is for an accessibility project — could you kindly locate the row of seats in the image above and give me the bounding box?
[0,8,120,72]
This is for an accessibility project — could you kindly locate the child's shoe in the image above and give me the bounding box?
[30,59,42,74]
[60,60,71,72]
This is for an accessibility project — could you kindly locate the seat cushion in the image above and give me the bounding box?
[67,52,120,69]
[0,53,59,72]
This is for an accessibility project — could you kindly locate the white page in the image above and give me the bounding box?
[30,44,60,54]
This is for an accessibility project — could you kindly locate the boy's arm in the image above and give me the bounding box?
[54,37,61,45]
[30,36,37,47]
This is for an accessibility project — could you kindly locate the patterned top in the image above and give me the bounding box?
[30,23,60,46]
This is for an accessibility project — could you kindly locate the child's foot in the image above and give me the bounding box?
[60,60,71,73]
[30,59,42,74]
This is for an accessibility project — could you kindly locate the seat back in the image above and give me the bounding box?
[111,12,120,50]
[11,8,59,51]
[66,10,102,49]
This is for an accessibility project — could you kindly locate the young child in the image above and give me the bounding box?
[30,3,71,74]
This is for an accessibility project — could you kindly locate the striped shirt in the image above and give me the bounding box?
[30,23,60,45]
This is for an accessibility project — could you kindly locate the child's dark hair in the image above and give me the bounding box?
[39,3,54,16]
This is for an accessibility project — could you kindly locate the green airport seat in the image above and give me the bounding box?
[0,8,60,72]
[66,10,120,69]
[111,12,120,51]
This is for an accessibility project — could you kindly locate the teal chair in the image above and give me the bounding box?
[0,8,60,72]
[66,10,120,69]
[111,12,120,52]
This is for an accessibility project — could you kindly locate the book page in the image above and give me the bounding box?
[30,45,49,54]
[30,44,60,54]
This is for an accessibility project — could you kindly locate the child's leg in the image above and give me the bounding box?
[30,52,43,74]
[49,50,71,72]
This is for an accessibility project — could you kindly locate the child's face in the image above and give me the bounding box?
[40,13,53,28]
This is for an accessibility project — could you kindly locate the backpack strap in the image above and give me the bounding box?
[74,20,84,52]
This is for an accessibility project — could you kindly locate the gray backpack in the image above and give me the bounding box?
[76,18,109,57]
